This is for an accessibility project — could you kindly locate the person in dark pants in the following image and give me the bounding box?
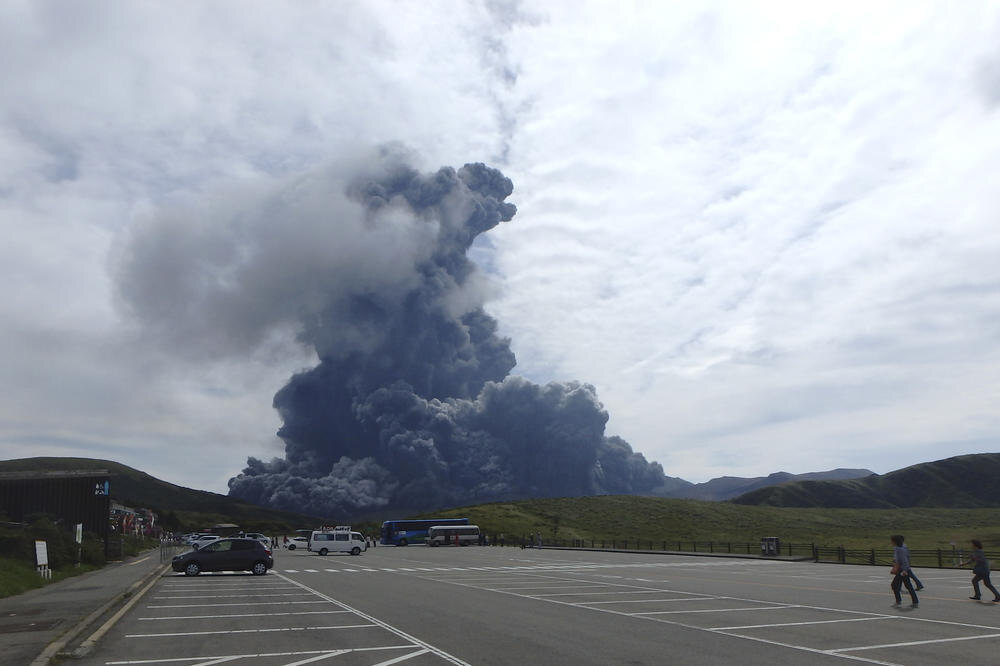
[890,534,919,607]
[897,535,923,590]
[962,539,1000,602]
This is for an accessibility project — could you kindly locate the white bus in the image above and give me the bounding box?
[427,524,481,546]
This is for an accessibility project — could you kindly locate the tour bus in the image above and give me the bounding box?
[427,524,481,546]
[380,518,469,546]
[308,526,368,556]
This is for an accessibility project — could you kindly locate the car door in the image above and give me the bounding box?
[229,539,258,571]
[197,539,235,572]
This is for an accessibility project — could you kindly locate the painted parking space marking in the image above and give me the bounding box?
[137,610,351,621]
[111,571,471,666]
[104,645,420,665]
[275,573,471,665]
[578,595,723,604]
[147,600,329,608]
[153,593,312,599]
[713,616,899,631]
[831,632,1000,653]
[409,567,1000,665]
[126,624,379,638]
[631,605,798,616]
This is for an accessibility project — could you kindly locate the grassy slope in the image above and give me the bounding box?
[417,495,1000,550]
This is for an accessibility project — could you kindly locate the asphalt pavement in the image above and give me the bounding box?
[0,550,167,665]
[21,545,1000,666]
[6,545,999,665]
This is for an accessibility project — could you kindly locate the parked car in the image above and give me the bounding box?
[172,538,273,576]
[239,532,271,547]
[286,536,308,550]
[190,534,221,549]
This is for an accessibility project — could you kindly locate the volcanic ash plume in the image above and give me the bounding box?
[119,147,664,518]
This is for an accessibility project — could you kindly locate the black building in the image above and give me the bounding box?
[0,469,112,548]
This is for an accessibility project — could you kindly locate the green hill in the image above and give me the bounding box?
[417,494,1000,549]
[0,457,325,534]
[732,452,1000,508]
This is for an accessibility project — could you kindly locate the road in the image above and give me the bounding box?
[73,544,1000,665]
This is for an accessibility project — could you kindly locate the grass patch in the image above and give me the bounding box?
[0,557,100,599]
[417,496,1000,550]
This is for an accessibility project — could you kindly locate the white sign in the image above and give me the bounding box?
[75,523,83,544]
[35,540,48,567]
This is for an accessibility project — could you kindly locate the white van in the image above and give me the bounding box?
[427,524,480,546]
[308,527,368,556]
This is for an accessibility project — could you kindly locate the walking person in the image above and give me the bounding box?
[961,539,1000,602]
[890,534,919,607]
[896,535,924,590]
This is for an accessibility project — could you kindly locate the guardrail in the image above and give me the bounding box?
[519,537,989,569]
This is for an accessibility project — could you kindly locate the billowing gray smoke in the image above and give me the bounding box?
[118,146,664,518]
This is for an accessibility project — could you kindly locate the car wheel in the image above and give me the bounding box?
[319,548,328,556]
[351,546,361,556]
[288,544,296,550]
[184,562,200,576]
[398,538,407,547]
[252,561,268,576]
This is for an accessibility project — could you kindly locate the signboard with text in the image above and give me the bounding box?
[35,540,48,567]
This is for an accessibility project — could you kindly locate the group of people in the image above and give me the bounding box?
[890,535,999,607]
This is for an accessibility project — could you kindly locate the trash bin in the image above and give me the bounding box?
[761,536,780,556]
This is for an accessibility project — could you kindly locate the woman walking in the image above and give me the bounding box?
[890,535,919,607]
[962,539,1000,602]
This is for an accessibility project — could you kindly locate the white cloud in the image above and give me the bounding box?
[1,0,998,491]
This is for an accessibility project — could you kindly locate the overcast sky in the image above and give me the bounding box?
[2,1,998,495]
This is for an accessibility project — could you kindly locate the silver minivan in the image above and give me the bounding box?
[308,529,368,556]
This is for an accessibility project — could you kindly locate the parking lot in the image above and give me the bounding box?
[73,545,1000,665]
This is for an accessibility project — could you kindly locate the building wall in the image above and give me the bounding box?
[0,473,112,545]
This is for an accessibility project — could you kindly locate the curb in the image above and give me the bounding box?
[30,562,169,665]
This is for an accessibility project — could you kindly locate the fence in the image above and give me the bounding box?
[521,536,983,569]
[159,540,187,563]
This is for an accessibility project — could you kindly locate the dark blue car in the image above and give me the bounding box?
[172,537,273,576]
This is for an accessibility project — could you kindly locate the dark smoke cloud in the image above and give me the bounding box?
[118,145,664,518]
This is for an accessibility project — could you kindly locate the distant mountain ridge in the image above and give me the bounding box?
[731,452,1000,508]
[655,468,874,501]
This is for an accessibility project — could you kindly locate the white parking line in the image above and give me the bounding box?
[126,624,378,638]
[153,593,311,599]
[414,570,899,665]
[369,648,431,665]
[714,616,899,631]
[147,601,329,608]
[579,596,719,604]
[138,610,351,621]
[499,585,608,591]
[275,573,470,665]
[631,605,798,616]
[278,648,349,666]
[104,645,417,665]
[832,633,1000,653]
